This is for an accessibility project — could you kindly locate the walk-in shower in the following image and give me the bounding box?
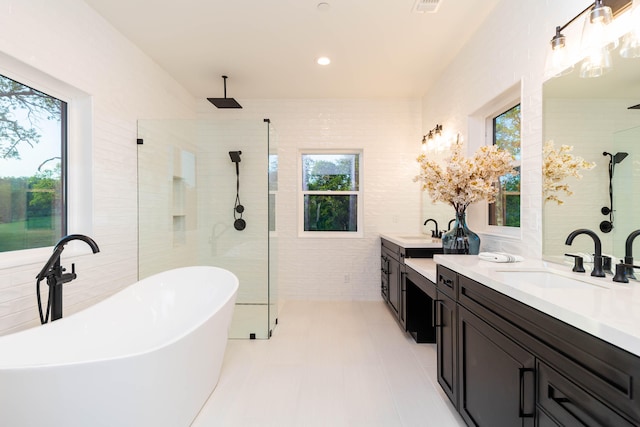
[137,118,277,339]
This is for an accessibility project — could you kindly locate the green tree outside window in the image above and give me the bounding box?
[0,74,66,252]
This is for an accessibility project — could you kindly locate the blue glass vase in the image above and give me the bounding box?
[442,210,480,255]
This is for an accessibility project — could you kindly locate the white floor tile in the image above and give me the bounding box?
[192,300,465,427]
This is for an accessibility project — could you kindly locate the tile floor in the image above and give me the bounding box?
[192,300,466,427]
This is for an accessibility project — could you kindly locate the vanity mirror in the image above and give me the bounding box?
[543,3,640,262]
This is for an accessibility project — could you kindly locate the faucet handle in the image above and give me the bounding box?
[565,253,585,273]
[591,255,606,278]
[613,262,640,283]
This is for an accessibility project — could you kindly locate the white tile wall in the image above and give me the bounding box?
[0,0,195,335]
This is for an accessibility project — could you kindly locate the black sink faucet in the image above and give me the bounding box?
[565,229,605,277]
[624,229,640,280]
[36,234,100,323]
[423,218,441,238]
[447,218,456,231]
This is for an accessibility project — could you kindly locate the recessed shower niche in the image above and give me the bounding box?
[137,119,278,339]
[171,148,196,247]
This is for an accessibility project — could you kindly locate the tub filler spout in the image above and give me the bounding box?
[36,234,100,324]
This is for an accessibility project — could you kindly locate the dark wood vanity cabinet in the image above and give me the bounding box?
[380,239,404,326]
[436,264,640,427]
[380,238,441,334]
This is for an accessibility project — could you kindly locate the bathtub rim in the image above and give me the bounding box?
[0,265,239,369]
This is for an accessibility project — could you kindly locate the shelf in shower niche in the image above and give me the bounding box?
[173,177,185,213]
[173,215,186,247]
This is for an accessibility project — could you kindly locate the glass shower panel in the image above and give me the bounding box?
[268,121,278,337]
[137,118,277,339]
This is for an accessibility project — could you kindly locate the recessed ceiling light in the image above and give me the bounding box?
[317,2,330,12]
[317,56,331,65]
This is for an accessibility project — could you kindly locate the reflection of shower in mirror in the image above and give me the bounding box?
[600,151,629,233]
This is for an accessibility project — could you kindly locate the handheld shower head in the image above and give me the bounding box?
[229,151,242,163]
[614,152,628,164]
[603,151,629,165]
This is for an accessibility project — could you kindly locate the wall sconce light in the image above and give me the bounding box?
[421,124,443,150]
[545,0,636,79]
[580,0,616,77]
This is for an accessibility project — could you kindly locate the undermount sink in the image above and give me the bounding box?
[492,269,611,290]
[397,235,437,240]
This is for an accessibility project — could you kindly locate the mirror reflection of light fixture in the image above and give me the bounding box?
[621,0,640,57]
[545,0,635,80]
[421,124,443,151]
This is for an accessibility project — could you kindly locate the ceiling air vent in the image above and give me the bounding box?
[413,0,441,13]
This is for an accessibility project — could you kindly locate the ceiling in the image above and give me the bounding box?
[82,0,500,100]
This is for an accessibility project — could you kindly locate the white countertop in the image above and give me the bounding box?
[380,233,442,249]
[404,258,437,283]
[433,254,640,357]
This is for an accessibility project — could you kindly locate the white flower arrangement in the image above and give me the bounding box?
[414,139,517,213]
[543,140,596,205]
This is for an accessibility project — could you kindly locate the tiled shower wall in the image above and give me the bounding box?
[0,0,195,335]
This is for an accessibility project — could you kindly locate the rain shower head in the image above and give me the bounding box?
[207,76,242,109]
[229,151,242,163]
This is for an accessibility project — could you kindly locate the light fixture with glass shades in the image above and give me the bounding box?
[545,0,638,79]
[421,124,442,151]
[620,0,640,57]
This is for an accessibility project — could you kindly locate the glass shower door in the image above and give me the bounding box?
[137,118,277,339]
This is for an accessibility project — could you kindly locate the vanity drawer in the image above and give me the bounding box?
[457,272,640,424]
[436,265,457,300]
[537,361,636,427]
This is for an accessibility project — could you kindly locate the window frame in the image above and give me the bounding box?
[488,102,521,228]
[298,149,363,238]
[0,52,93,268]
[467,82,522,240]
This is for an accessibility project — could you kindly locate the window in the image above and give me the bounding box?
[489,104,521,227]
[299,151,362,237]
[0,74,67,252]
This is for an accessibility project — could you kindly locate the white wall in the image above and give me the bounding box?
[421,0,588,258]
[0,0,195,335]
[198,99,424,300]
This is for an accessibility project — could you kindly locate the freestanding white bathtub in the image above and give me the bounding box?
[0,266,238,427]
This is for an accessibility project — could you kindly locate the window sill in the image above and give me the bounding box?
[0,246,96,270]
[298,231,363,239]
[477,227,522,241]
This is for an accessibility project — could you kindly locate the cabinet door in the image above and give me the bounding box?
[399,267,407,329]
[458,307,535,427]
[436,291,457,407]
[387,255,400,316]
[380,253,389,301]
